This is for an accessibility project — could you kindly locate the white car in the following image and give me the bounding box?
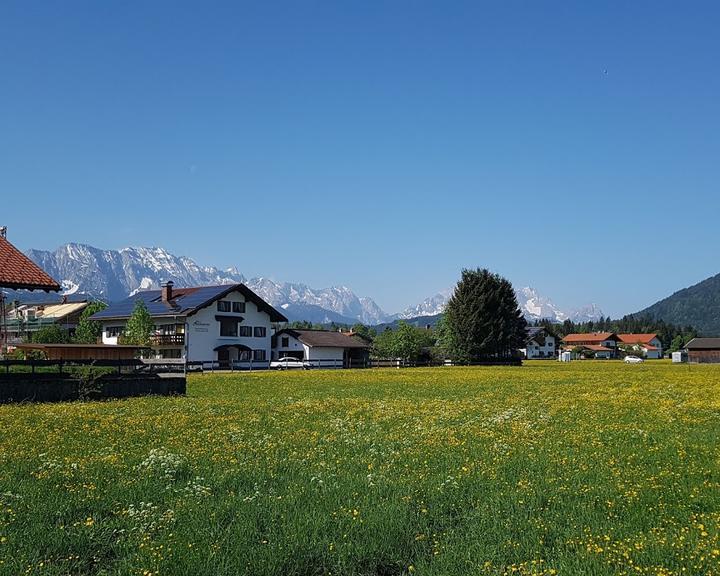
[270,357,310,370]
[624,355,644,364]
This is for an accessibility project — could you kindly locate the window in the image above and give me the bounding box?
[253,349,266,361]
[106,326,123,337]
[281,337,289,348]
[220,319,238,337]
[232,302,245,313]
[217,301,231,312]
[238,350,251,361]
[239,325,252,337]
[254,326,267,338]
[160,349,182,359]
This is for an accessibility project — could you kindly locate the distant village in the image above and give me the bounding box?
[2,228,718,367]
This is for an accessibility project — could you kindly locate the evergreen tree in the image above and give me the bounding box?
[73,301,108,344]
[123,300,154,346]
[443,268,527,361]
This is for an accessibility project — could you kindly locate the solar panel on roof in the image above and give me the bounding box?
[90,285,235,320]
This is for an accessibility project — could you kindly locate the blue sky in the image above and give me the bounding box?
[2,1,719,316]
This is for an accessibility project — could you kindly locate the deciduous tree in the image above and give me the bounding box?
[123,300,154,347]
[73,301,108,344]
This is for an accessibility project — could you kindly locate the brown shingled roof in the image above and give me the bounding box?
[686,338,720,350]
[0,236,60,291]
[278,329,370,349]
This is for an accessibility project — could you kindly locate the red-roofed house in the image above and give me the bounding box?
[1,228,61,355]
[0,230,60,292]
[562,332,620,359]
[618,334,663,359]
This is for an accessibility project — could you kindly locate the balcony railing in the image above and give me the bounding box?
[149,334,185,346]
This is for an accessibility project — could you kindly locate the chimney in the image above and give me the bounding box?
[161,281,174,303]
[0,226,6,238]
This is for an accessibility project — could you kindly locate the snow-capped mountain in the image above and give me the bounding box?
[397,286,604,323]
[516,286,568,322]
[247,280,388,325]
[567,303,604,323]
[23,243,390,324]
[395,289,453,319]
[26,244,246,302]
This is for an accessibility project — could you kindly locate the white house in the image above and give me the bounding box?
[523,327,557,359]
[272,328,371,368]
[91,282,287,366]
[617,333,663,359]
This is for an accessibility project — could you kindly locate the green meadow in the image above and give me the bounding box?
[1,362,719,575]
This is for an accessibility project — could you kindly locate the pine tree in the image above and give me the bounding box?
[123,300,154,346]
[443,268,527,361]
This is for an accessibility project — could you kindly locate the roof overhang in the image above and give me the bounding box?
[215,315,244,323]
[213,344,252,352]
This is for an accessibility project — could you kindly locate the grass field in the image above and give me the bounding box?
[1,362,719,576]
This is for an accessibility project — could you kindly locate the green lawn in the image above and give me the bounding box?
[1,361,719,575]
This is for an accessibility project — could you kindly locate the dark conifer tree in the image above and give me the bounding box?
[443,268,527,361]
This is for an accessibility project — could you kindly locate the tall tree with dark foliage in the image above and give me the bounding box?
[443,268,527,361]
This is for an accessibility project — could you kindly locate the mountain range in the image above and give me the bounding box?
[17,243,604,325]
[395,286,604,324]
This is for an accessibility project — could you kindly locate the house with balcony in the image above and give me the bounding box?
[561,332,621,359]
[522,327,557,359]
[2,300,89,345]
[617,333,663,359]
[91,282,287,366]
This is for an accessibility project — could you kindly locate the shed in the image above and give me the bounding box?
[15,343,143,361]
[685,338,720,364]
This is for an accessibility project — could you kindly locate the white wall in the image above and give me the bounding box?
[273,333,305,359]
[186,291,273,362]
[306,346,344,361]
[102,325,124,345]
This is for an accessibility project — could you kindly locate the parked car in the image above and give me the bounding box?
[270,357,310,370]
[624,355,644,364]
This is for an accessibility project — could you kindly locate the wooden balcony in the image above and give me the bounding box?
[150,334,185,346]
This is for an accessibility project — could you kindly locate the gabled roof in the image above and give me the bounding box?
[686,338,720,350]
[275,328,370,349]
[90,284,288,322]
[0,235,61,291]
[618,333,659,345]
[562,332,619,344]
[526,326,555,344]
